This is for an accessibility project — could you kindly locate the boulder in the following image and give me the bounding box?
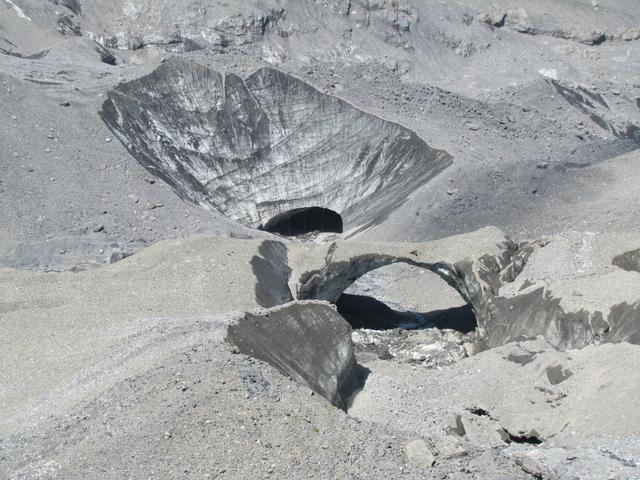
[405,439,435,468]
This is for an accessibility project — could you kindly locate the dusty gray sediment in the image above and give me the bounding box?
[2,1,640,478]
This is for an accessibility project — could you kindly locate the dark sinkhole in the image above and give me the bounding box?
[260,207,343,236]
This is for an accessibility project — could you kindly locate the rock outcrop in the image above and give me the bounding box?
[227,301,361,410]
[100,58,452,234]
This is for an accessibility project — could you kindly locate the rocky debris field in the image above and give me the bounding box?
[1,0,640,479]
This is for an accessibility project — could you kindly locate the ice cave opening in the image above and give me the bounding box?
[335,263,477,333]
[260,207,343,236]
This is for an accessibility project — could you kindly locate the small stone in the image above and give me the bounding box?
[469,450,499,474]
[459,414,507,448]
[445,413,466,436]
[47,133,55,139]
[93,224,105,233]
[144,177,156,184]
[105,137,112,142]
[467,123,481,131]
[128,194,139,203]
[109,251,131,264]
[59,101,71,107]
[536,162,549,169]
[436,435,466,458]
[447,189,458,196]
[405,439,435,468]
[45,148,51,153]
[513,453,544,478]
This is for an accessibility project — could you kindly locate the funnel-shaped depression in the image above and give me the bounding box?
[101,58,452,232]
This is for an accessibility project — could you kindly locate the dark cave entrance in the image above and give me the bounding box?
[337,295,477,332]
[260,207,343,236]
[335,264,477,334]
